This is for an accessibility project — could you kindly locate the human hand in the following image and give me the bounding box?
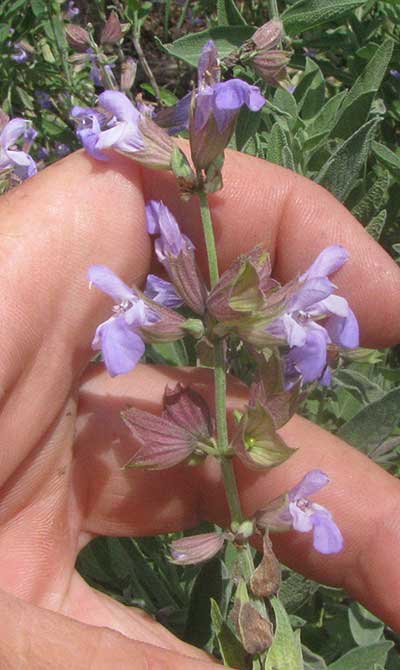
[0,147,399,668]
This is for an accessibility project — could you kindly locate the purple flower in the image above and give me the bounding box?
[88,264,157,376]
[0,118,37,180]
[286,471,344,554]
[146,200,192,261]
[66,0,80,18]
[390,69,400,80]
[144,274,183,308]
[267,246,359,385]
[72,91,174,169]
[256,470,343,554]
[146,201,207,314]
[55,142,70,157]
[303,47,318,59]
[35,90,52,109]
[11,42,28,63]
[156,40,265,170]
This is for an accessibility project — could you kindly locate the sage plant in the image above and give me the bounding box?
[75,35,359,666]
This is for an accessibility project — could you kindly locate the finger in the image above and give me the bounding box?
[0,589,226,670]
[75,363,400,632]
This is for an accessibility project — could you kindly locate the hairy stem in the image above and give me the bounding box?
[269,0,280,19]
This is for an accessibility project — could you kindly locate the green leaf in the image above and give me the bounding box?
[157,26,254,67]
[280,572,319,614]
[267,121,295,170]
[328,641,393,669]
[316,119,377,202]
[332,39,394,139]
[352,171,390,224]
[282,0,368,36]
[295,59,325,120]
[184,556,223,647]
[337,386,400,454]
[265,597,304,670]
[147,341,189,366]
[372,141,400,176]
[304,91,346,147]
[273,87,299,120]
[217,0,246,25]
[348,602,384,647]
[210,598,247,668]
[236,106,262,152]
[365,209,386,240]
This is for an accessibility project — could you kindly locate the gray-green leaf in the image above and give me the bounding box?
[337,386,400,454]
[158,26,254,67]
[328,641,393,669]
[316,119,378,202]
[348,602,384,647]
[265,597,304,670]
[282,0,369,36]
[217,0,246,25]
[332,39,394,139]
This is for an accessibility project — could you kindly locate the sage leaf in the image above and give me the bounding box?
[316,119,378,202]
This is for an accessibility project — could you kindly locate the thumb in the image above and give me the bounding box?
[0,590,227,670]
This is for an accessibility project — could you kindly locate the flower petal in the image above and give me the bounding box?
[88,265,134,303]
[290,277,334,312]
[286,322,329,383]
[325,308,359,348]
[312,510,344,554]
[6,150,37,179]
[144,274,183,308]
[93,316,145,376]
[289,470,330,500]
[1,118,27,149]
[98,90,139,124]
[288,502,314,532]
[301,245,349,280]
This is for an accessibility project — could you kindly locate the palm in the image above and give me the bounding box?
[1,148,400,666]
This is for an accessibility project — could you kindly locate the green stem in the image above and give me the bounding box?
[198,191,242,526]
[197,194,269,626]
[269,0,280,19]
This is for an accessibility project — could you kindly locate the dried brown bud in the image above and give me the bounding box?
[100,11,122,45]
[120,56,137,91]
[252,19,283,51]
[65,24,91,52]
[250,534,281,598]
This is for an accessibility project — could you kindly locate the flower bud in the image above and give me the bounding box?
[231,581,273,654]
[100,11,122,45]
[170,532,225,565]
[65,24,91,52]
[252,19,283,51]
[250,533,281,598]
[252,49,291,86]
[138,297,187,344]
[120,56,137,92]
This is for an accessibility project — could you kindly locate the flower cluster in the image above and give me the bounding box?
[87,197,354,560]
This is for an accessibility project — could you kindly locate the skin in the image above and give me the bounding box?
[0,146,399,668]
